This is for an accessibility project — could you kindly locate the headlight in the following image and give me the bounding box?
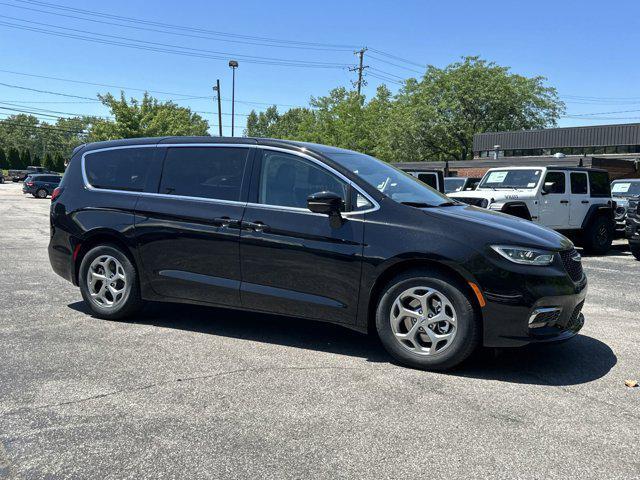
[491,245,555,265]
[479,198,489,208]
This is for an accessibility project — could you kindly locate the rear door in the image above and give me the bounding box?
[539,171,569,227]
[569,171,590,227]
[134,146,253,306]
[239,148,365,325]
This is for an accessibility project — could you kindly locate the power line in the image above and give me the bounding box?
[0,117,86,134]
[367,52,424,75]
[368,48,426,69]
[1,1,355,52]
[14,0,358,49]
[0,15,354,69]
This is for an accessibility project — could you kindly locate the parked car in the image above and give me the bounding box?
[626,196,640,260]
[611,179,640,235]
[9,165,53,182]
[23,173,62,198]
[0,172,5,184]
[444,176,481,194]
[396,166,445,193]
[449,166,615,254]
[49,138,587,371]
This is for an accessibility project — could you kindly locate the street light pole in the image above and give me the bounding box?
[228,60,238,136]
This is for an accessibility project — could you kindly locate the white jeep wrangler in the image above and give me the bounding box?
[449,166,616,254]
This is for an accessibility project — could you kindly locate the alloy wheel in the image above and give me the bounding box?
[86,255,127,309]
[389,286,457,356]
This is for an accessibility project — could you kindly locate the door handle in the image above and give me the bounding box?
[581,200,589,204]
[243,221,269,232]
[213,216,240,228]
[560,200,569,204]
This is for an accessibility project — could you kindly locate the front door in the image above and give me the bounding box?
[569,172,590,227]
[135,146,252,306]
[239,149,365,325]
[539,171,569,228]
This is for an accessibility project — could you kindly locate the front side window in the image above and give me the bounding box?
[543,172,566,194]
[478,169,543,190]
[589,171,611,198]
[417,173,438,189]
[258,151,348,209]
[160,147,249,201]
[570,172,588,194]
[325,152,451,207]
[85,147,157,192]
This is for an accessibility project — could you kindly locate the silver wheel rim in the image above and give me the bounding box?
[37,190,46,198]
[86,255,127,309]
[390,286,457,356]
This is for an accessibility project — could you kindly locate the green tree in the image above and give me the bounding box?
[89,92,209,141]
[43,152,55,171]
[53,153,66,173]
[7,147,20,169]
[0,148,6,170]
[383,56,563,161]
[20,149,32,169]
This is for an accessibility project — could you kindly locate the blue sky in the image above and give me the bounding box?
[2,0,640,136]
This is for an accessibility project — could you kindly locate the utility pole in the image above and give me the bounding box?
[349,48,369,96]
[212,80,223,137]
[228,60,239,136]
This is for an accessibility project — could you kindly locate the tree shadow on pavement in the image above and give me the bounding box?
[68,301,616,387]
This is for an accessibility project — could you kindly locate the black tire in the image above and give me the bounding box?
[631,244,640,261]
[35,188,48,199]
[582,216,612,255]
[78,244,143,320]
[375,270,480,371]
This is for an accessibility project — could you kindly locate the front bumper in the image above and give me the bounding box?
[476,252,587,348]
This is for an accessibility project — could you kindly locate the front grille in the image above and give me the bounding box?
[559,249,584,282]
[531,309,561,326]
[567,301,585,331]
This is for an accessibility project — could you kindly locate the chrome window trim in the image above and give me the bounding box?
[80,143,380,216]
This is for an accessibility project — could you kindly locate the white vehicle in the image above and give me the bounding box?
[449,166,616,254]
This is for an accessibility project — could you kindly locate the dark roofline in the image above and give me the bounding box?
[477,122,640,136]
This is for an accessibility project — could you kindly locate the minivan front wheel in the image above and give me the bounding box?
[79,245,143,320]
[375,271,479,370]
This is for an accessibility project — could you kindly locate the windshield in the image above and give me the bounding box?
[444,178,466,193]
[611,181,640,197]
[478,169,542,189]
[325,152,453,207]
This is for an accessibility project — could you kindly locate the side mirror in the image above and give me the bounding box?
[542,182,554,195]
[307,191,344,228]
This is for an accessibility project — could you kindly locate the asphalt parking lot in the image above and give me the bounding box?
[0,181,638,480]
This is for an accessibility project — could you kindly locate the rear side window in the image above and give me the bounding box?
[417,173,437,189]
[85,147,159,192]
[570,172,588,194]
[159,147,249,201]
[589,171,611,198]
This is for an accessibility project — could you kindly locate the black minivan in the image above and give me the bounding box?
[49,137,587,370]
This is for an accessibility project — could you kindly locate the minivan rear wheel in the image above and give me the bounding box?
[35,188,47,199]
[375,270,480,370]
[79,245,143,320]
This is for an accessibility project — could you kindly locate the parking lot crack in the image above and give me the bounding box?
[1,365,378,415]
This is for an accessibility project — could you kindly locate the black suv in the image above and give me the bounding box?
[23,174,62,198]
[49,137,587,370]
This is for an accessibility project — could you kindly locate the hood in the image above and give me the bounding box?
[422,204,573,251]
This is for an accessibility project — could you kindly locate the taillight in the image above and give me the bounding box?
[51,187,63,201]
[26,182,34,187]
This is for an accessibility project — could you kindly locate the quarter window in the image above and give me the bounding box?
[258,151,348,210]
[543,172,566,194]
[570,172,588,194]
[85,147,158,192]
[159,147,249,201]
[589,171,611,198]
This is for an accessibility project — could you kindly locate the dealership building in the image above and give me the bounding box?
[399,123,640,180]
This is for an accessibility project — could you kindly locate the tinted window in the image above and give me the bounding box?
[259,151,347,210]
[543,172,566,194]
[570,172,588,194]
[85,147,158,192]
[160,147,248,201]
[589,171,611,198]
[417,173,437,189]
